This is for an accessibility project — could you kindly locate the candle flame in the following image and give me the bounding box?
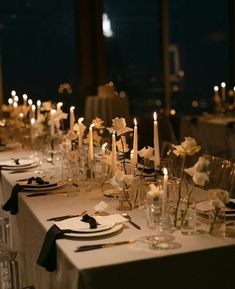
[78,117,84,122]
[214,86,219,92]
[14,95,19,102]
[233,86,235,92]
[32,104,36,111]
[221,82,226,88]
[134,118,137,126]
[8,98,13,104]
[90,123,95,128]
[28,99,33,106]
[102,142,108,148]
[70,106,75,111]
[163,167,168,176]
[19,113,24,118]
[37,100,41,106]
[11,90,16,97]
[30,118,36,125]
[153,111,157,121]
[23,94,28,100]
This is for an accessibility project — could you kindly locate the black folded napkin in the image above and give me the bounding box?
[2,177,50,215]
[37,214,98,271]
[37,225,64,272]
[81,213,98,229]
[226,201,235,209]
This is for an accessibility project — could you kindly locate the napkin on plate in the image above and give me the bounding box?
[37,214,127,271]
[37,214,101,271]
[2,177,53,215]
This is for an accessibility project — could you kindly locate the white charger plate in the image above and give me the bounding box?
[64,223,123,238]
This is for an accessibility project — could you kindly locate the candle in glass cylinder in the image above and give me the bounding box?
[221,82,226,102]
[70,106,75,131]
[112,132,117,172]
[132,118,138,173]
[88,123,94,163]
[153,112,160,169]
[37,100,41,119]
[162,167,168,216]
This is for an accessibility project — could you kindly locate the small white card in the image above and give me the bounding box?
[94,201,108,212]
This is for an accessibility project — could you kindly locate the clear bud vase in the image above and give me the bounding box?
[180,197,197,235]
[209,208,226,237]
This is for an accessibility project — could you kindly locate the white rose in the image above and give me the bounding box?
[107,117,133,136]
[173,137,201,157]
[192,171,209,186]
[138,146,154,160]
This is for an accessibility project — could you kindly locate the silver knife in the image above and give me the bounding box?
[75,240,136,252]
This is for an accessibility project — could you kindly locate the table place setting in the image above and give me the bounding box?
[2,176,65,214]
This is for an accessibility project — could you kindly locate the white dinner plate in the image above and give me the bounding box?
[0,158,36,167]
[2,162,38,171]
[20,181,66,191]
[196,199,235,218]
[64,223,123,238]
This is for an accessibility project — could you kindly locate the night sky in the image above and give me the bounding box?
[0,0,229,115]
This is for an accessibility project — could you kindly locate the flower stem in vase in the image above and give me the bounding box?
[174,155,186,227]
[180,183,195,227]
[120,136,127,174]
[209,208,219,234]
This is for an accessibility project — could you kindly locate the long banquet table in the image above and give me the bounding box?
[1,149,235,289]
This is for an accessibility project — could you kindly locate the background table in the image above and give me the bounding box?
[84,95,130,126]
[180,115,235,160]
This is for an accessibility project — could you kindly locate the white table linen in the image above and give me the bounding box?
[1,150,235,289]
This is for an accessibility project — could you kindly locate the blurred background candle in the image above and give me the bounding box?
[37,100,41,119]
[70,106,75,130]
[11,90,16,98]
[32,104,36,119]
[153,112,160,169]
[28,99,33,120]
[23,94,28,107]
[221,82,226,102]
[57,102,63,112]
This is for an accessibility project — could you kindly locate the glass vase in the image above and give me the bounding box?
[209,208,226,237]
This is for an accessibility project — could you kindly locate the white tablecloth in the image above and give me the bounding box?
[1,150,235,289]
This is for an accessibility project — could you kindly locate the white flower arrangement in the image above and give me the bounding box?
[138,146,154,160]
[172,137,201,157]
[146,184,162,204]
[184,156,210,187]
[208,188,229,234]
[107,117,132,136]
[110,170,135,191]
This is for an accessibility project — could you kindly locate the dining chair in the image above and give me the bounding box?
[0,242,19,289]
[225,122,235,162]
[203,154,235,196]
